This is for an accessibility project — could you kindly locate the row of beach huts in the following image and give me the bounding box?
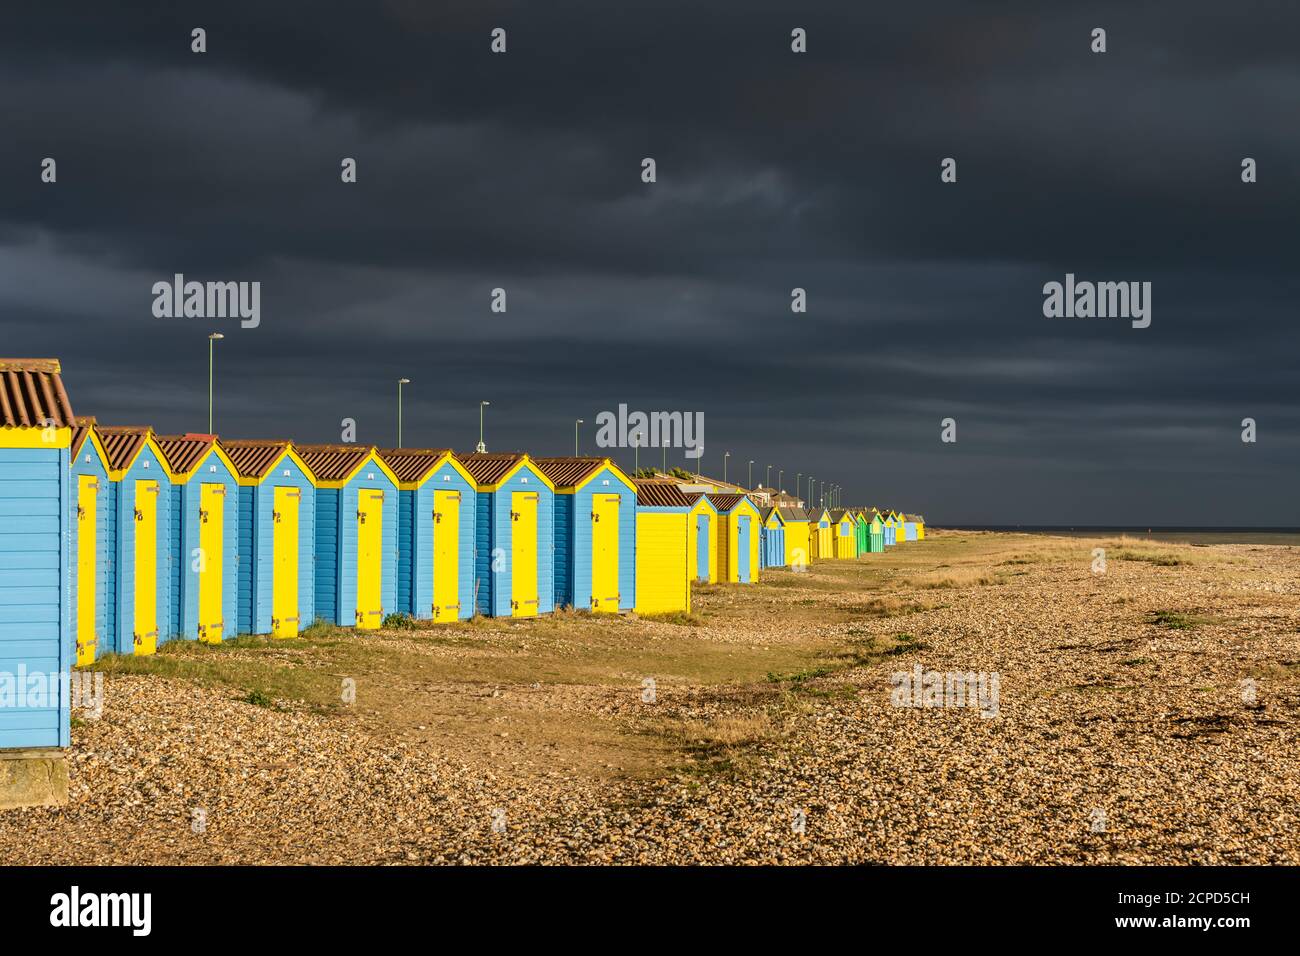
[0,359,925,756]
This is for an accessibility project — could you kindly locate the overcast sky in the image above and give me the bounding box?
[3,1,1297,524]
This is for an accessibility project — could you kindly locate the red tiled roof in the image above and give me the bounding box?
[96,426,152,472]
[454,452,527,485]
[378,447,454,484]
[709,493,751,512]
[0,359,75,429]
[295,444,375,482]
[220,439,295,480]
[532,457,608,488]
[155,433,219,476]
[633,479,694,508]
[70,416,97,458]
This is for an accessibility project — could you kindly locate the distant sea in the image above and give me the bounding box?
[941,527,1300,546]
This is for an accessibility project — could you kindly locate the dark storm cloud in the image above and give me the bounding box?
[1,1,1297,522]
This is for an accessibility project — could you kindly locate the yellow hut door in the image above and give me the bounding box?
[432,490,460,621]
[133,480,158,656]
[198,483,225,643]
[272,486,300,637]
[591,494,619,612]
[510,491,538,617]
[76,475,98,666]
[356,489,384,630]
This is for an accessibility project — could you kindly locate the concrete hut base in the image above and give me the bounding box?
[0,748,69,810]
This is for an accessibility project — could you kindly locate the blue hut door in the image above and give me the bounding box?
[696,515,709,582]
[737,516,751,583]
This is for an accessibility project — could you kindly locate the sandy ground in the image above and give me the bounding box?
[2,531,1296,864]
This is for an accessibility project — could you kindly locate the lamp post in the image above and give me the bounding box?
[766,465,772,489]
[397,378,411,447]
[796,473,802,502]
[207,333,224,434]
[724,451,730,485]
[634,432,641,474]
[574,419,583,456]
[477,401,490,453]
[748,459,754,489]
[778,469,783,492]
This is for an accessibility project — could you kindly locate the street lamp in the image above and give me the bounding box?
[574,419,583,457]
[766,464,772,489]
[724,451,730,485]
[477,401,490,453]
[748,459,754,489]
[397,378,411,447]
[207,333,224,434]
[633,432,641,474]
[778,469,783,492]
[796,473,802,501]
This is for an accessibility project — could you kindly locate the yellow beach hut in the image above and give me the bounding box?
[631,479,693,614]
[684,492,718,584]
[807,507,833,559]
[830,509,858,559]
[781,507,811,571]
[710,493,761,584]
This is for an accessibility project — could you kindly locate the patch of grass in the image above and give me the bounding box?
[382,612,418,630]
[241,688,275,708]
[1110,545,1189,567]
[907,568,1002,589]
[1148,610,1215,630]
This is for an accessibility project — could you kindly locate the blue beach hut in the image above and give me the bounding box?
[221,439,318,638]
[379,447,478,623]
[154,434,240,644]
[533,457,637,614]
[97,426,174,656]
[0,359,75,751]
[69,417,110,666]
[455,453,556,618]
[297,445,400,631]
